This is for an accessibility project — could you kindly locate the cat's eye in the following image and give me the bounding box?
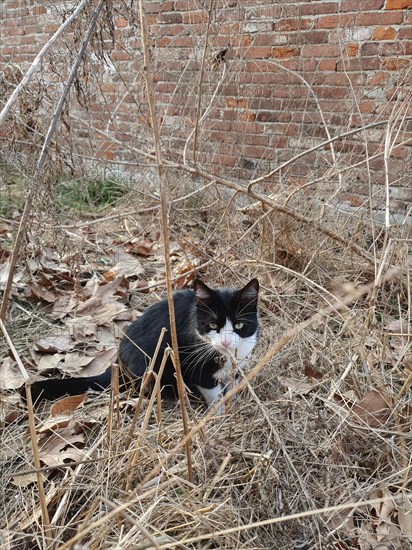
[208,322,219,330]
[234,322,244,330]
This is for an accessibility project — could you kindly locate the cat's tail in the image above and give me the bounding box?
[20,369,112,404]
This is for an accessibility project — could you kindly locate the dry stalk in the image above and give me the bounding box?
[138,0,192,483]
[124,328,167,451]
[0,319,52,542]
[125,347,170,491]
[150,494,407,549]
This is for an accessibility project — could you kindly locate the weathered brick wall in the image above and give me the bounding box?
[1,0,411,218]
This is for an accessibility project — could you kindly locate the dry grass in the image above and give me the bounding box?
[0,176,411,549]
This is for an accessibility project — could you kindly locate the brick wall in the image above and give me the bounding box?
[1,0,411,219]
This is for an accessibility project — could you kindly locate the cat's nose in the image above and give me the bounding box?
[220,338,231,348]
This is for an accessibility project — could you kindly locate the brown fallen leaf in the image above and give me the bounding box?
[351,389,391,428]
[56,351,97,376]
[0,358,25,389]
[39,427,85,467]
[0,259,24,288]
[125,239,154,257]
[34,335,74,353]
[77,347,117,378]
[23,283,61,303]
[36,353,65,372]
[368,487,409,546]
[279,376,320,396]
[51,292,79,320]
[11,472,47,487]
[50,393,87,417]
[109,251,145,278]
[65,317,98,341]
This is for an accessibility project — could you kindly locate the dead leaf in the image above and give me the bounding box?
[51,292,79,320]
[386,319,412,335]
[125,239,154,257]
[65,317,98,341]
[110,251,145,278]
[23,283,60,303]
[397,500,412,537]
[57,352,97,375]
[304,363,323,380]
[75,302,129,326]
[0,358,25,389]
[369,488,408,546]
[36,353,65,372]
[279,375,320,396]
[39,427,85,467]
[4,409,23,424]
[0,259,23,288]
[34,335,73,353]
[50,393,87,417]
[77,347,117,377]
[38,395,87,432]
[351,389,391,428]
[11,472,47,487]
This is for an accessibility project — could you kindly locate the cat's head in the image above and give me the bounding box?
[193,279,259,361]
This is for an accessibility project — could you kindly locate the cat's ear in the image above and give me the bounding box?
[239,278,259,302]
[193,279,214,301]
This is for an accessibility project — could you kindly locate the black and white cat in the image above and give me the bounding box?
[25,279,259,407]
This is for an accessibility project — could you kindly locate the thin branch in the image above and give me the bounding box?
[0,0,105,321]
[0,0,91,125]
[247,116,412,192]
[191,1,213,164]
[138,0,193,483]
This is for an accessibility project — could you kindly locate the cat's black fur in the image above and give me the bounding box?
[22,279,259,406]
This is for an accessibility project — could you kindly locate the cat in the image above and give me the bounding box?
[23,278,259,407]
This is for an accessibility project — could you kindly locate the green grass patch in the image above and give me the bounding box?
[55,176,127,211]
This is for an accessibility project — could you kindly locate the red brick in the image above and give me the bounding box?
[240,110,256,122]
[359,100,374,113]
[362,43,380,56]
[175,1,200,9]
[323,73,349,85]
[315,14,353,29]
[357,11,403,25]
[302,31,329,44]
[116,17,128,28]
[300,2,338,15]
[274,18,313,32]
[314,86,348,99]
[145,1,175,13]
[339,0,384,10]
[226,98,248,108]
[372,26,397,40]
[345,44,359,57]
[318,59,337,71]
[301,44,340,57]
[398,27,412,40]
[182,11,209,24]
[158,12,182,24]
[367,71,390,85]
[272,46,300,58]
[381,58,410,70]
[385,0,412,8]
[244,46,272,59]
[169,36,196,47]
